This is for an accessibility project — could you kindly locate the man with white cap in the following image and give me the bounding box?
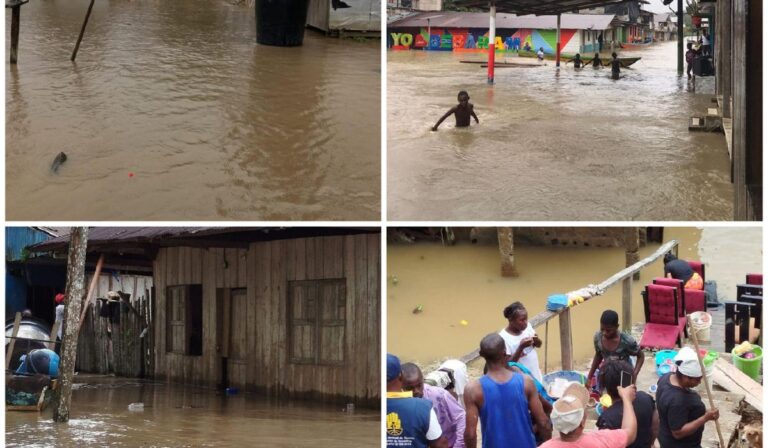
[655,347,719,448]
[541,381,637,447]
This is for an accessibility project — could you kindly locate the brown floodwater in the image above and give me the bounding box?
[5,375,379,447]
[387,227,762,369]
[387,42,733,220]
[6,0,380,220]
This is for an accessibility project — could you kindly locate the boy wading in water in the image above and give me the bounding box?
[432,91,479,131]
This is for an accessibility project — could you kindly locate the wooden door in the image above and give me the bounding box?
[227,289,247,389]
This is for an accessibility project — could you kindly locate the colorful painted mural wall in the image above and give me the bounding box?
[389,27,580,53]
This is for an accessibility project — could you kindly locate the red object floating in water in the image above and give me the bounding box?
[128,172,135,177]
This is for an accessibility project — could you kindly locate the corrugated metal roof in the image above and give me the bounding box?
[29,227,378,253]
[6,228,55,261]
[30,227,263,252]
[450,0,638,15]
[389,11,614,30]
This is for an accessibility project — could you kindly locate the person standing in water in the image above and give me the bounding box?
[610,52,622,80]
[572,53,583,69]
[591,53,603,68]
[432,91,479,131]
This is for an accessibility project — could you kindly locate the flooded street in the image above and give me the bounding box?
[5,375,379,447]
[387,227,761,368]
[6,0,379,220]
[388,42,733,220]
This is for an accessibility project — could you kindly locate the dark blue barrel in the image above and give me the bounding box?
[255,0,311,47]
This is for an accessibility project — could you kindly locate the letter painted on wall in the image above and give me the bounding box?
[399,33,413,47]
[391,32,401,46]
[429,35,441,49]
[477,36,489,49]
[494,36,504,50]
[441,34,452,48]
[453,34,466,49]
[414,33,427,48]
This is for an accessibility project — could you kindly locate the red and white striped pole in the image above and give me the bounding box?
[556,13,562,68]
[487,3,496,84]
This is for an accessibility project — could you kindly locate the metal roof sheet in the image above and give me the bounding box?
[389,11,615,30]
[29,227,377,252]
[450,0,640,15]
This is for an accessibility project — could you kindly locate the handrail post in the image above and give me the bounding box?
[622,275,632,331]
[559,308,573,370]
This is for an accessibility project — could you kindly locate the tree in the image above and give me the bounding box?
[53,227,89,423]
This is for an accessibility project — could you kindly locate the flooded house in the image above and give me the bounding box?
[26,227,381,407]
[388,11,614,54]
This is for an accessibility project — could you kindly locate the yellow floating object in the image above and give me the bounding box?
[600,394,613,408]
[460,320,469,326]
[733,341,753,356]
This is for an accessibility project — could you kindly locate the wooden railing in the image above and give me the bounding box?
[459,239,679,369]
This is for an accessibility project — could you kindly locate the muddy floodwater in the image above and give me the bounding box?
[388,42,733,220]
[387,227,762,368]
[5,375,379,447]
[6,0,379,220]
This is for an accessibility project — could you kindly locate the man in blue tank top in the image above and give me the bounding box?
[464,333,552,448]
[387,354,449,448]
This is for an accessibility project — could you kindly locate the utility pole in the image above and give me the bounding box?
[53,227,89,423]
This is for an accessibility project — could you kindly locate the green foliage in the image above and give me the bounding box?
[442,0,481,12]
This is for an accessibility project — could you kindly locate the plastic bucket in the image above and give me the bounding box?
[655,350,677,376]
[690,311,713,342]
[699,349,718,381]
[255,0,311,47]
[732,345,763,380]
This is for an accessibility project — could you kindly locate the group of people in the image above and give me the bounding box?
[685,31,713,79]
[387,300,719,448]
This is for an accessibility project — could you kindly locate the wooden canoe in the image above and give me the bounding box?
[517,50,641,67]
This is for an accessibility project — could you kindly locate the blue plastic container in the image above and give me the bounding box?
[546,294,569,312]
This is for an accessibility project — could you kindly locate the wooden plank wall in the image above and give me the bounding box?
[306,0,330,32]
[152,234,380,405]
[153,247,248,387]
[248,234,380,405]
[76,274,153,377]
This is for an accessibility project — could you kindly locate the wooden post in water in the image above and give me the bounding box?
[71,0,95,62]
[8,2,22,64]
[53,227,89,423]
[559,308,573,370]
[497,227,518,277]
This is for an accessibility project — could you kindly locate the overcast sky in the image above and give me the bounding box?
[643,0,680,14]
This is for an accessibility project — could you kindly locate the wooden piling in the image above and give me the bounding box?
[71,0,95,62]
[9,5,20,64]
[497,227,518,277]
